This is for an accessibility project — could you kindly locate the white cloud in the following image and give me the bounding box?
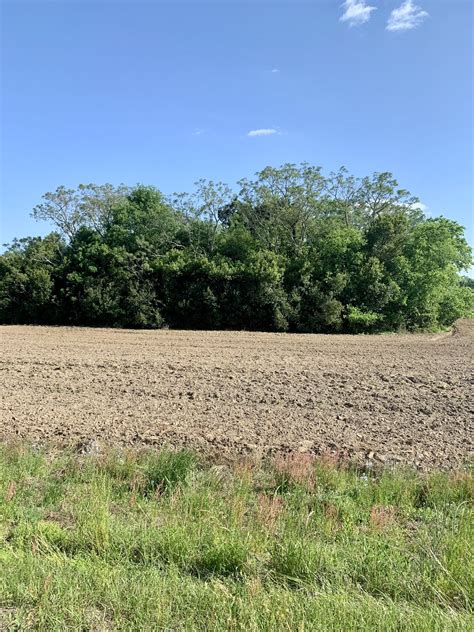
[411,202,429,214]
[192,128,204,136]
[399,201,430,215]
[412,202,428,212]
[386,0,428,31]
[247,128,279,137]
[340,0,376,27]
[271,68,280,73]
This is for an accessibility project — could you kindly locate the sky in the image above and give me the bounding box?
[1,0,473,263]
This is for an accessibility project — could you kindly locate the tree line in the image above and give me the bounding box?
[1,164,473,332]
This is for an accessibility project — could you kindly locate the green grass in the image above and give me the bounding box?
[0,445,472,631]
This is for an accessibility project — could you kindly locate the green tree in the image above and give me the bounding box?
[0,233,64,323]
[399,218,473,329]
[32,184,130,241]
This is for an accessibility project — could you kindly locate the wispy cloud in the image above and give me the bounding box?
[386,0,428,31]
[192,128,205,136]
[340,0,376,27]
[247,128,279,137]
[271,68,280,73]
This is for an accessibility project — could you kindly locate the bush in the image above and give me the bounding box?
[347,306,381,332]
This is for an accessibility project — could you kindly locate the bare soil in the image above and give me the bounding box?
[1,323,473,469]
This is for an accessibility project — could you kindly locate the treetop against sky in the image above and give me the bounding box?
[1,0,472,255]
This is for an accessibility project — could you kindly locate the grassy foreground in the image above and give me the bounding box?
[0,445,472,631]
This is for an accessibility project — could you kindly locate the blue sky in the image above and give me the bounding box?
[1,0,473,263]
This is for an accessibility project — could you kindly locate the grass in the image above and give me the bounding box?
[0,445,472,631]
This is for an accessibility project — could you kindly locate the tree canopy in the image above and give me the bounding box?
[1,164,472,332]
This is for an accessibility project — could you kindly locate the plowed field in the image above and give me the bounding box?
[1,323,473,469]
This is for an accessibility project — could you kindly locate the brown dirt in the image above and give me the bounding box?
[0,323,473,470]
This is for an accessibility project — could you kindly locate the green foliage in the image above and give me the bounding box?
[347,306,381,332]
[1,165,472,331]
[0,234,64,324]
[141,449,197,494]
[460,276,474,290]
[0,445,473,630]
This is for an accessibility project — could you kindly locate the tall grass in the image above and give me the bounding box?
[0,444,472,630]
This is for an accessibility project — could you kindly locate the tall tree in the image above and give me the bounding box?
[32,184,130,241]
